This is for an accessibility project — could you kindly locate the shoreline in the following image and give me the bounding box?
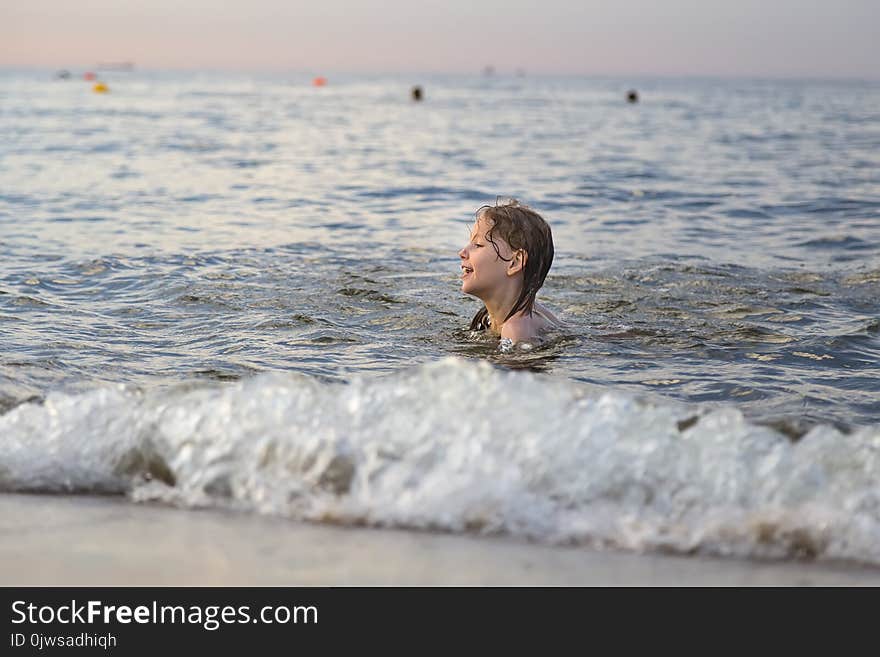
[1,493,879,586]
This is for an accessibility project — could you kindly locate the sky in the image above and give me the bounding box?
[1,0,878,78]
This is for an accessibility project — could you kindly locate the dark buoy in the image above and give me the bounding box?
[626,89,639,103]
[411,85,423,101]
[55,70,71,80]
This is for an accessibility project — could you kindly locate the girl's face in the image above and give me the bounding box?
[458,218,514,298]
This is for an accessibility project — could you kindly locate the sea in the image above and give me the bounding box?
[1,69,878,565]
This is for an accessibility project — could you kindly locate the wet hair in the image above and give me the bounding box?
[469,199,554,331]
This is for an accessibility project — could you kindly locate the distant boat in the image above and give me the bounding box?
[96,61,135,72]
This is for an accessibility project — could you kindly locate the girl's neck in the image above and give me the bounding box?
[482,284,524,334]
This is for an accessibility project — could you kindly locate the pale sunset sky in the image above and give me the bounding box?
[1,0,877,78]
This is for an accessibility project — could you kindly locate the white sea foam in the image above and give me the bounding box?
[2,357,879,564]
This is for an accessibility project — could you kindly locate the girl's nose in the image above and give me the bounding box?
[458,246,467,258]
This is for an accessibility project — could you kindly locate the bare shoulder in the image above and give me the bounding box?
[500,304,562,344]
[499,314,534,343]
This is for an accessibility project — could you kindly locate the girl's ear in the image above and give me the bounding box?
[508,249,527,275]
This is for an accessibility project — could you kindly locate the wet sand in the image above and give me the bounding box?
[1,493,878,586]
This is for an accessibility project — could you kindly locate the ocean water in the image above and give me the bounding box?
[1,70,879,565]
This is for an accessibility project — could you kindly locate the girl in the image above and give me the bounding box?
[459,199,561,346]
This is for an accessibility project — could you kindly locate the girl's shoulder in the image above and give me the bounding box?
[500,303,562,343]
[499,314,532,342]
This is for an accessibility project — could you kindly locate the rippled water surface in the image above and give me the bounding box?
[2,70,878,429]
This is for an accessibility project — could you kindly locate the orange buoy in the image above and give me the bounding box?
[93,82,109,93]
[312,76,327,87]
[84,71,96,81]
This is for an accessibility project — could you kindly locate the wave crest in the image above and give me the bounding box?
[2,358,879,563]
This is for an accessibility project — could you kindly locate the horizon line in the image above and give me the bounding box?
[2,64,879,84]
